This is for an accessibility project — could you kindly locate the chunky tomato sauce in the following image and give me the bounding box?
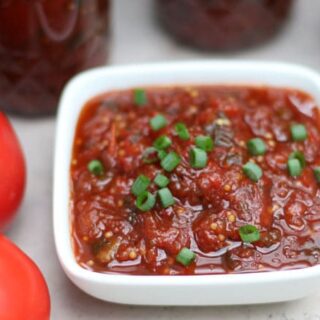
[71,86,320,275]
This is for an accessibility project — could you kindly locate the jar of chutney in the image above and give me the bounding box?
[0,0,110,116]
[155,0,293,51]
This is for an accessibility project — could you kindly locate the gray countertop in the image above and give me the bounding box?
[7,0,320,319]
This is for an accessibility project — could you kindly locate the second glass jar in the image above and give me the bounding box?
[155,0,293,51]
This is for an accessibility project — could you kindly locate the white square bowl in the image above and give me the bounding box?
[54,60,320,306]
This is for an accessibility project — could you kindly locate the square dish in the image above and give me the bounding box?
[54,60,320,305]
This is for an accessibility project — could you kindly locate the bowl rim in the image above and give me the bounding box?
[54,59,320,287]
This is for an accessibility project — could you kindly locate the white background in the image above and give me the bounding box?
[8,0,320,319]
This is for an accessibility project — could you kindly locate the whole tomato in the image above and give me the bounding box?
[0,113,26,229]
[0,235,50,320]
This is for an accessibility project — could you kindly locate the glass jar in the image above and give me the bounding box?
[155,0,293,51]
[0,0,110,116]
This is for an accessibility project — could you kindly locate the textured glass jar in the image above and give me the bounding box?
[0,0,110,116]
[156,0,293,51]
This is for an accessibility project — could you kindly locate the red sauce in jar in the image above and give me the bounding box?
[71,85,320,275]
[0,0,109,116]
[156,0,293,51]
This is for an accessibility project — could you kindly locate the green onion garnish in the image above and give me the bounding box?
[247,138,267,156]
[154,174,170,188]
[289,151,306,168]
[288,158,302,177]
[153,135,172,150]
[133,88,147,106]
[158,150,167,160]
[87,160,104,176]
[142,147,158,164]
[131,175,150,196]
[158,187,175,208]
[175,122,190,141]
[176,248,196,266]
[195,135,214,152]
[242,162,263,182]
[239,225,260,243]
[291,124,307,142]
[135,191,156,212]
[314,167,320,183]
[161,152,181,172]
[150,114,167,131]
[189,147,208,169]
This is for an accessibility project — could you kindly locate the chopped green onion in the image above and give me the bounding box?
[176,248,196,266]
[195,135,214,152]
[153,135,172,150]
[239,225,260,243]
[87,160,104,176]
[135,191,156,212]
[289,151,306,168]
[291,124,307,142]
[133,88,147,106]
[131,175,150,196]
[158,150,167,160]
[243,162,263,182]
[288,158,302,177]
[189,147,208,169]
[158,187,175,208]
[161,152,181,172]
[314,167,320,183]
[154,174,170,188]
[142,147,158,164]
[247,138,267,156]
[150,114,167,131]
[175,122,190,141]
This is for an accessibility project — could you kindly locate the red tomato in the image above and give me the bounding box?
[0,235,50,320]
[0,113,26,229]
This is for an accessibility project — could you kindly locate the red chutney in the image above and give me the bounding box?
[71,86,320,275]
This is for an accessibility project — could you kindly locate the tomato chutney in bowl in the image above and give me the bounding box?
[54,61,320,305]
[71,85,320,276]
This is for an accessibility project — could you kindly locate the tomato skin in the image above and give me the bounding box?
[0,235,50,320]
[0,113,26,229]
